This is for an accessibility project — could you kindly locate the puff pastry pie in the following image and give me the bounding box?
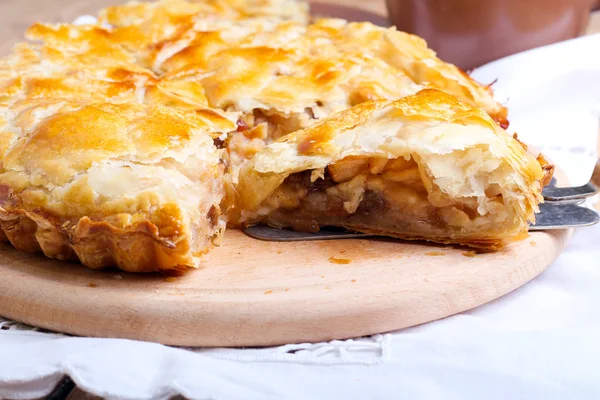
[237,90,550,249]
[0,0,547,272]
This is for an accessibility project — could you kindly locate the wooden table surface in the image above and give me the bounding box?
[1,0,598,399]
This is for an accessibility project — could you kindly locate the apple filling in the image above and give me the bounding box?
[248,154,522,244]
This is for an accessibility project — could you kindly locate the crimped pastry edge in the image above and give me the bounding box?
[0,205,219,273]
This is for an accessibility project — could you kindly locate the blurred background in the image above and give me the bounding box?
[1,0,598,57]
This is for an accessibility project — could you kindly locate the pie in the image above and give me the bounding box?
[0,0,551,272]
[237,89,551,249]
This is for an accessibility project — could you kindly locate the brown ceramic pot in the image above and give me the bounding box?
[386,0,596,69]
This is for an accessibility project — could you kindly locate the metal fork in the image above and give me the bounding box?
[542,158,600,203]
[243,159,600,241]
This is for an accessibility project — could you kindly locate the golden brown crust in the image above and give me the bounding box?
[147,18,506,119]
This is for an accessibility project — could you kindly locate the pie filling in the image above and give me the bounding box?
[223,109,318,176]
[247,155,522,243]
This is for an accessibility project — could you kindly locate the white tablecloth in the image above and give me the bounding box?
[1,27,600,400]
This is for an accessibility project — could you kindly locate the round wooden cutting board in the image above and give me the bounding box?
[0,228,571,347]
[0,3,576,348]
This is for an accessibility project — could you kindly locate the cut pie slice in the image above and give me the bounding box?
[237,90,552,249]
[0,100,235,272]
